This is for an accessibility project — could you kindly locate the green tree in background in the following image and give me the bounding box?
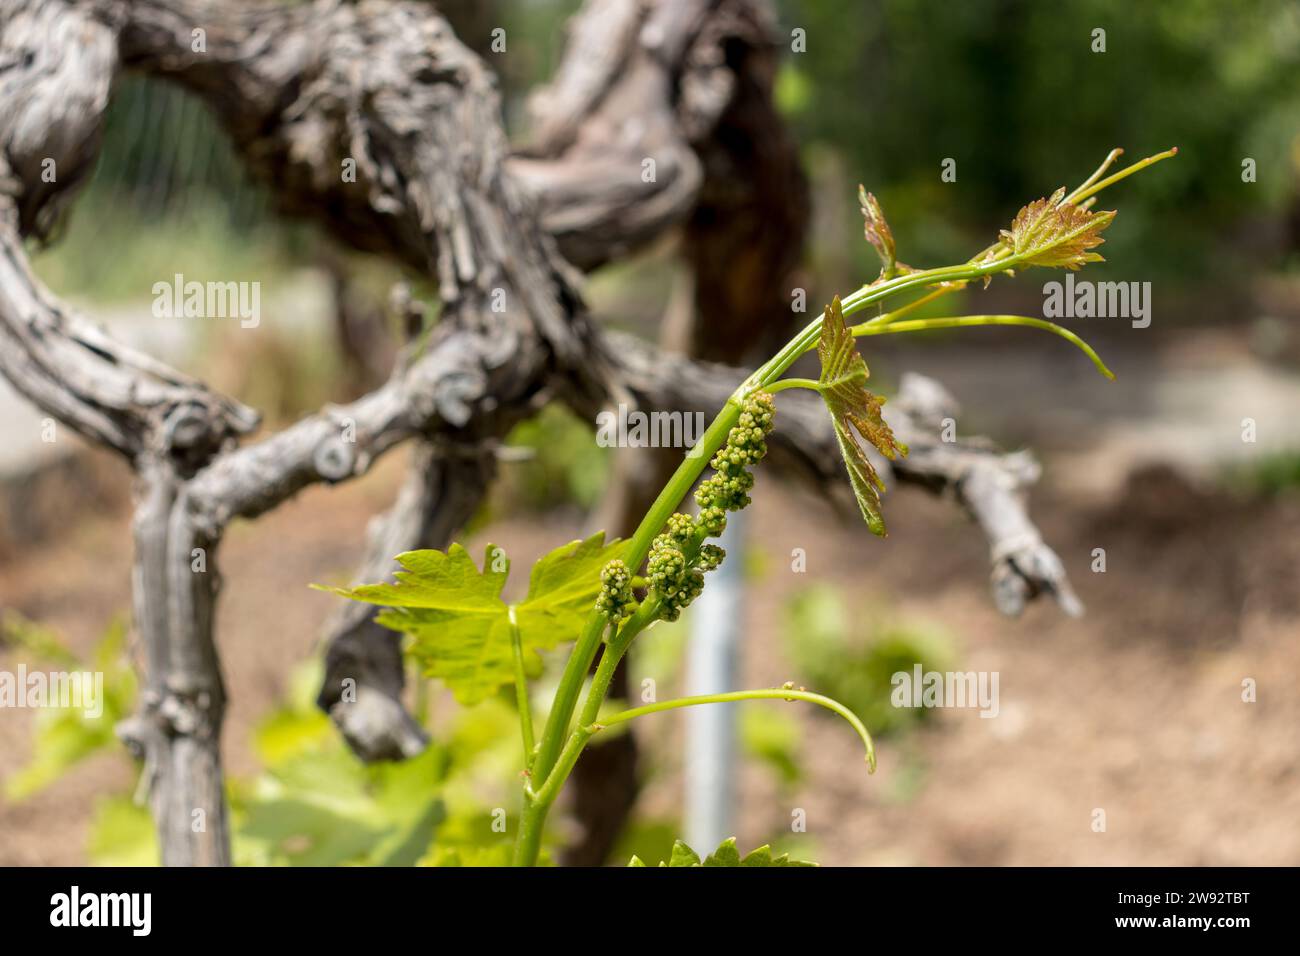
[776,0,1299,286]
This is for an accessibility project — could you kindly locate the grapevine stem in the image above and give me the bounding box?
[766,377,823,394]
[1068,147,1178,206]
[1064,147,1125,206]
[603,689,875,770]
[508,607,535,770]
[851,314,1116,380]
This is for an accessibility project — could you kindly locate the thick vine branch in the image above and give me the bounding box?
[2,0,592,864]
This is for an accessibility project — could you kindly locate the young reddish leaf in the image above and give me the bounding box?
[816,296,907,537]
[999,187,1117,270]
[858,185,896,276]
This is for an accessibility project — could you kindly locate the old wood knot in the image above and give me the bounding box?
[313,434,357,481]
[163,404,215,453]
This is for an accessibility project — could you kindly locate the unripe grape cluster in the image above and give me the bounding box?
[647,391,776,622]
[693,391,774,519]
[595,392,776,625]
[647,545,704,622]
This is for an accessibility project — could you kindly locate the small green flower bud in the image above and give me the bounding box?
[698,543,726,571]
[697,506,727,537]
[742,391,776,432]
[664,512,695,548]
[594,558,634,621]
[648,544,686,590]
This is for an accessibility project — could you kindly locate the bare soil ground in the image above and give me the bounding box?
[730,464,1300,865]
[2,429,1297,865]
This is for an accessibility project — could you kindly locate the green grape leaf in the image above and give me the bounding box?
[999,187,1116,270]
[321,543,512,706]
[670,840,702,867]
[314,533,623,706]
[816,296,907,537]
[630,837,816,867]
[422,844,516,867]
[703,837,743,866]
[236,739,449,867]
[515,532,627,639]
[739,845,779,866]
[321,543,511,611]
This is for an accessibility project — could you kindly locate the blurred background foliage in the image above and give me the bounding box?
[782,584,955,736]
[778,0,1300,289]
[0,613,136,801]
[1,614,528,866]
[33,0,1299,313]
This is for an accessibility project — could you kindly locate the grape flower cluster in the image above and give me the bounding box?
[595,391,776,624]
[594,559,634,622]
